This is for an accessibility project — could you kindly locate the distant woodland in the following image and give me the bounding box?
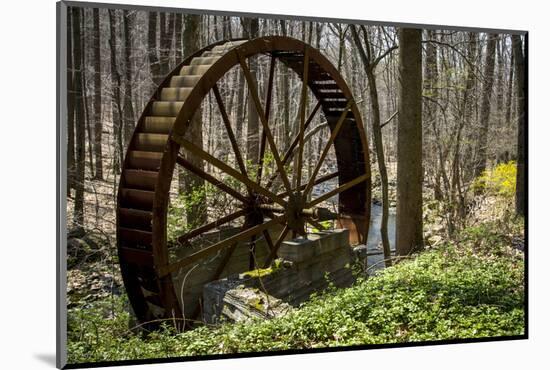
[66,7,525,244]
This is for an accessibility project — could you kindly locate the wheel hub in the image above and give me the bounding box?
[286,192,306,235]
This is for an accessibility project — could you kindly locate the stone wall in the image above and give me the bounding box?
[202,229,354,324]
[169,224,288,319]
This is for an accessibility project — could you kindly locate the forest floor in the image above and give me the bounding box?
[66,154,123,308]
[65,163,525,364]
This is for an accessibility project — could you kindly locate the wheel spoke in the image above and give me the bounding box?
[307,173,368,208]
[265,100,322,190]
[191,234,241,321]
[237,52,293,194]
[176,155,247,204]
[262,225,290,268]
[159,215,286,277]
[172,135,287,207]
[263,229,276,254]
[303,100,353,197]
[257,55,276,183]
[295,47,310,189]
[176,209,248,246]
[209,218,246,291]
[212,84,248,179]
[277,171,339,198]
[212,242,238,279]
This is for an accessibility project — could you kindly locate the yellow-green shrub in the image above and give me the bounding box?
[473,161,517,198]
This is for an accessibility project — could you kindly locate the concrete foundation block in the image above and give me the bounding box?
[278,229,350,263]
[202,229,354,324]
[278,237,315,263]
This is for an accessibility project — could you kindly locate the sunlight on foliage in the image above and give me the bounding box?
[310,220,334,233]
[474,161,517,198]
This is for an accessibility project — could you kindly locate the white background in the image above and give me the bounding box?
[0,0,547,369]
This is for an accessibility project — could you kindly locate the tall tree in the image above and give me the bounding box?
[81,11,94,176]
[235,70,246,145]
[67,7,75,196]
[449,32,478,229]
[223,16,232,39]
[122,10,135,146]
[243,18,260,165]
[108,9,124,172]
[423,29,442,200]
[512,34,526,216]
[92,8,103,180]
[279,19,291,149]
[159,13,175,76]
[395,28,423,256]
[504,41,515,126]
[495,36,505,127]
[147,12,161,86]
[178,14,207,227]
[351,25,397,265]
[213,16,220,41]
[175,13,183,58]
[72,7,86,229]
[474,33,497,178]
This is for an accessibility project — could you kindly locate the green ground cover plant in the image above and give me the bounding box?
[68,217,524,363]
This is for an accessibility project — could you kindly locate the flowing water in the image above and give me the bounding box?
[361,203,397,272]
[366,203,396,251]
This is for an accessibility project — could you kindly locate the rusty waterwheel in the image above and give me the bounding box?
[116,36,371,328]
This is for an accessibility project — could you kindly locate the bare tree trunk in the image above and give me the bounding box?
[235,70,246,144]
[396,28,423,256]
[243,18,260,165]
[213,16,220,41]
[159,13,167,75]
[72,7,86,229]
[495,36,505,127]
[336,25,345,71]
[67,7,75,196]
[147,12,161,86]
[81,16,94,176]
[307,24,323,185]
[159,13,175,76]
[474,33,497,178]
[92,8,103,180]
[461,33,479,182]
[350,25,393,265]
[505,43,514,126]
[108,9,124,173]
[279,19,291,150]
[223,16,232,39]
[512,35,526,217]
[122,10,135,147]
[175,13,182,59]
[451,32,478,226]
[178,14,207,226]
[424,30,441,200]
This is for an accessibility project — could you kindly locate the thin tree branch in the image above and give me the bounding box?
[380,111,398,129]
[372,45,398,67]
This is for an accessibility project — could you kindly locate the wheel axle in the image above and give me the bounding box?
[257,203,338,221]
